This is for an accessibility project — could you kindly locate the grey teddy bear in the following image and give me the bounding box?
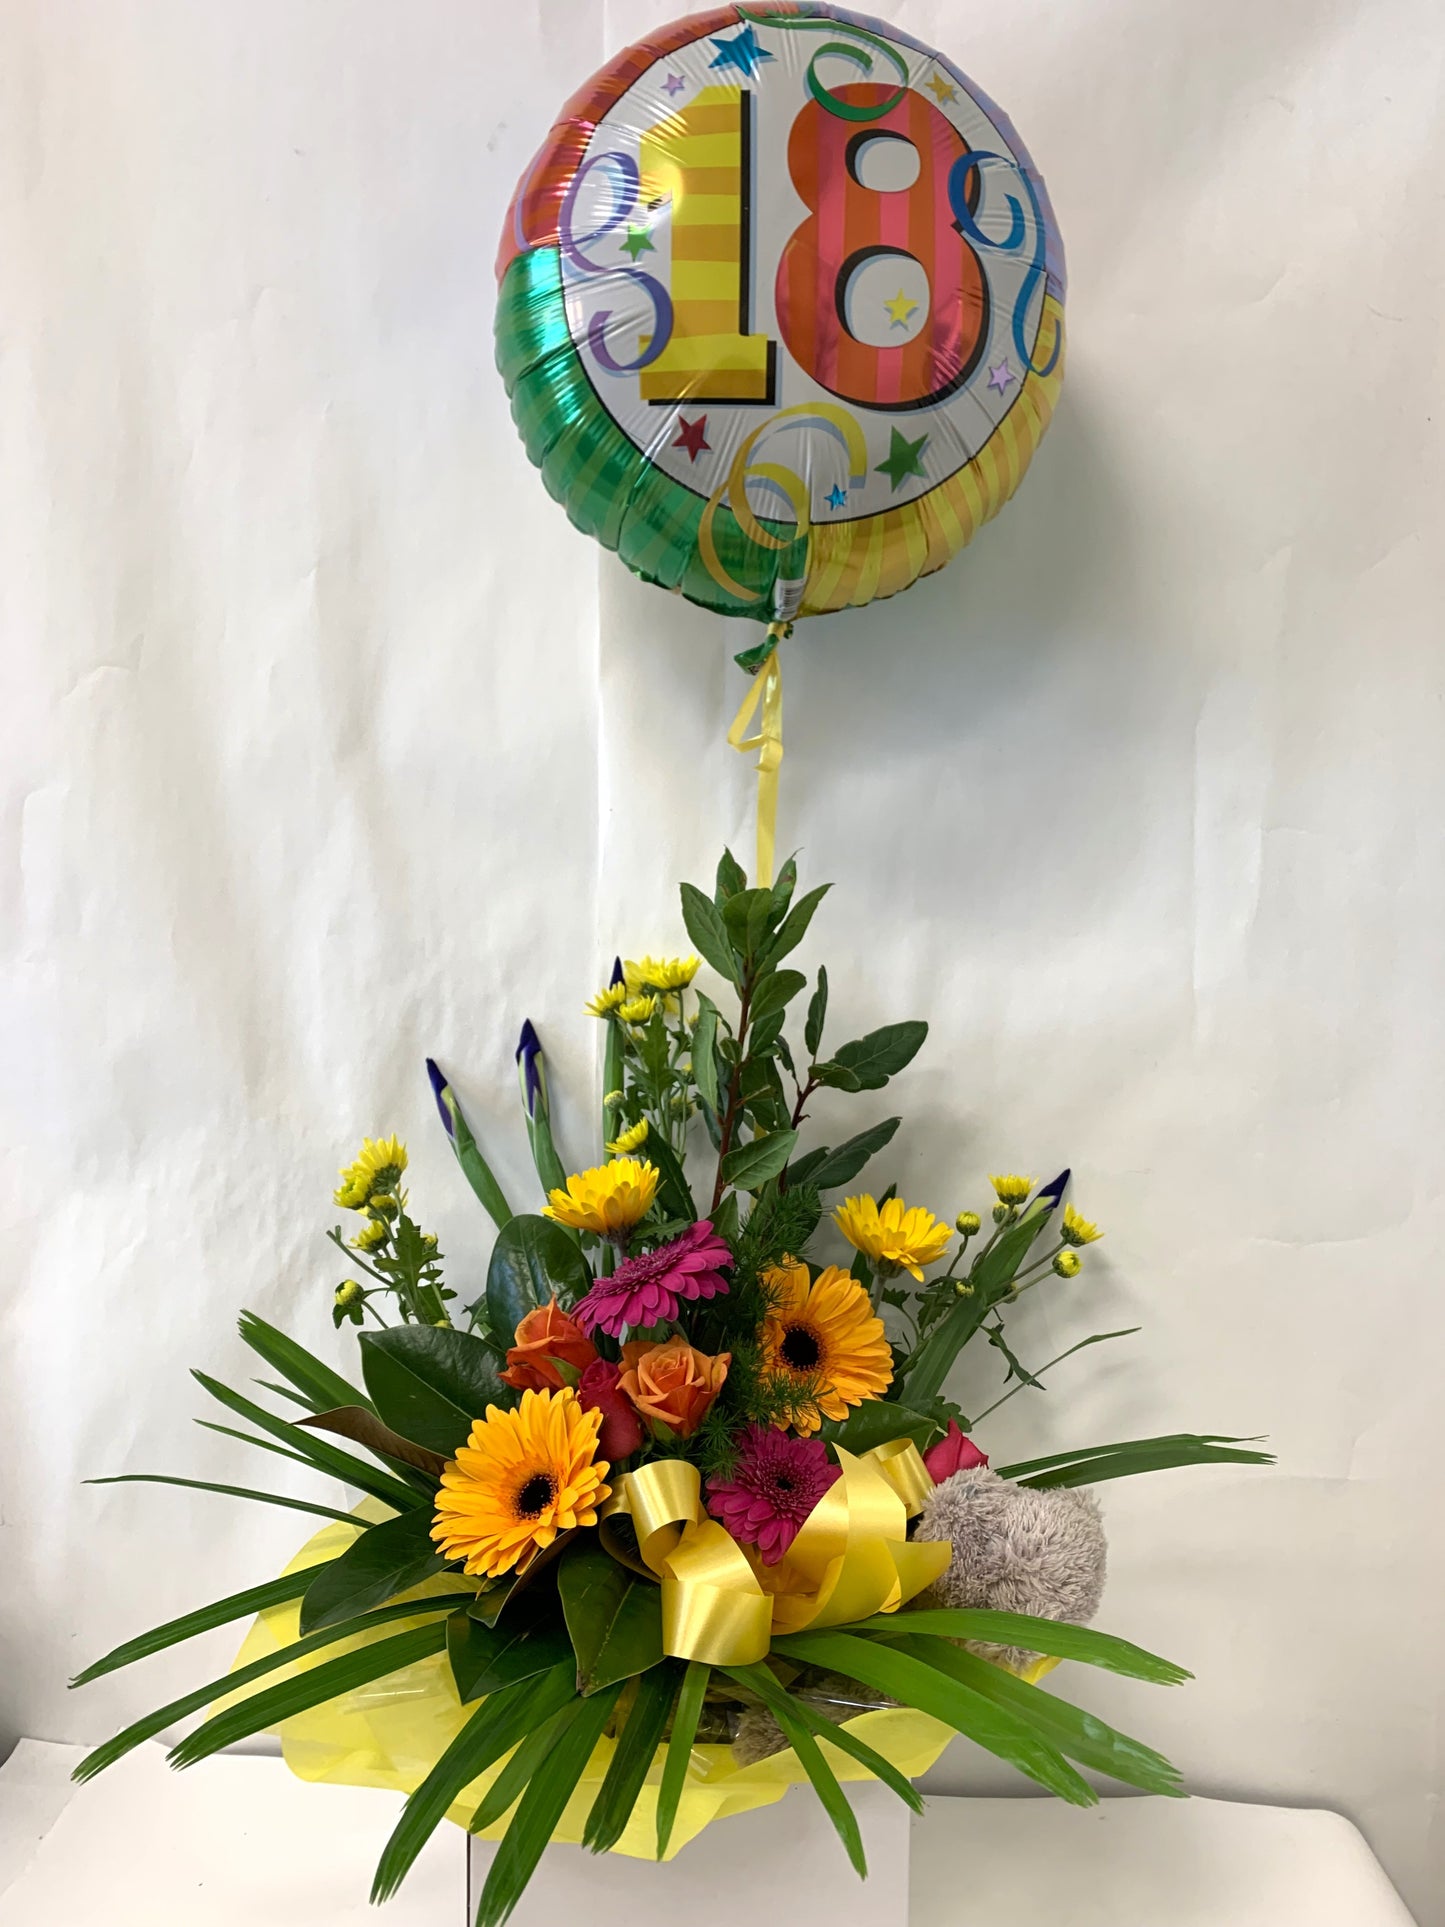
[913,1465,1107,1672]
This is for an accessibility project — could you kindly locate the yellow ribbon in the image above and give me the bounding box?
[727,635,785,888]
[605,1440,950,1668]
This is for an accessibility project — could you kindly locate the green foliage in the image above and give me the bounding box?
[485,1215,591,1340]
[998,1434,1276,1487]
[297,1506,445,1634]
[655,1660,710,1858]
[558,1543,664,1694]
[85,1473,361,1527]
[190,1373,422,1512]
[447,1610,574,1704]
[70,1568,315,1689]
[237,1312,373,1415]
[360,1326,514,1456]
[582,1661,681,1853]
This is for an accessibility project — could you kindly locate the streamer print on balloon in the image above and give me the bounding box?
[496,3,1066,627]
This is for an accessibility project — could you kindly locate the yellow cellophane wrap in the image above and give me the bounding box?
[228,1504,962,1861]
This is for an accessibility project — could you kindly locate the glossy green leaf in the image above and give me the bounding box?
[771,1631,1094,1805]
[298,1505,447,1635]
[805,1118,902,1191]
[582,1661,680,1853]
[769,853,798,918]
[722,1665,865,1874]
[73,1594,470,1784]
[70,1568,316,1688]
[86,1473,360,1526]
[558,1543,664,1694]
[485,1216,591,1346]
[830,1021,928,1092]
[886,1637,1184,1796]
[655,1659,709,1859]
[372,1663,576,1903]
[237,1312,374,1415]
[748,968,808,1023]
[811,1058,864,1093]
[360,1326,514,1457]
[191,1372,421,1512]
[836,1612,1191,1684]
[446,1612,574,1704]
[167,1622,450,1770]
[719,1128,798,1193]
[194,1419,321,1471]
[817,1400,943,1455]
[804,966,828,1058]
[475,1688,621,1927]
[680,883,739,985]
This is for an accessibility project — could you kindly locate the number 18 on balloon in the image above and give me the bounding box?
[496,3,1066,631]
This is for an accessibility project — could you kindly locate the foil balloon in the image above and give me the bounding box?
[496,3,1066,628]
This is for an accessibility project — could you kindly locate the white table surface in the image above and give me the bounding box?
[0,1737,1417,1926]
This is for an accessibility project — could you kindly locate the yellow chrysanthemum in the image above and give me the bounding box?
[624,954,701,994]
[833,1194,953,1282]
[618,994,659,1025]
[761,1259,893,1436]
[542,1159,659,1238]
[351,1218,388,1251]
[605,1117,650,1157]
[334,1135,408,1210]
[1061,1204,1102,1247]
[1053,1249,1083,1278]
[584,983,628,1018]
[431,1388,611,1580]
[989,1173,1034,1206]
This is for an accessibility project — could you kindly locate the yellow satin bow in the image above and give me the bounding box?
[604,1440,951,1668]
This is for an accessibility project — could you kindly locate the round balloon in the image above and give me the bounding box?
[496,5,1065,625]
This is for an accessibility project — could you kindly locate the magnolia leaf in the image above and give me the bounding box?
[298,1506,447,1635]
[301,1406,449,1482]
[558,1542,663,1695]
[486,1215,591,1343]
[361,1326,514,1457]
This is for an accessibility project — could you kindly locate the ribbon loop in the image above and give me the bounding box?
[605,1439,946,1667]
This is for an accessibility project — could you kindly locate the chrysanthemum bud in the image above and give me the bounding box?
[1053,1248,1083,1278]
[334,1279,363,1309]
[955,1210,982,1237]
[992,1202,1014,1226]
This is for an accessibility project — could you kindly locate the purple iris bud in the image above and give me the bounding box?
[1038,1168,1071,1209]
[515,1020,546,1119]
[425,1057,455,1139]
[608,957,625,987]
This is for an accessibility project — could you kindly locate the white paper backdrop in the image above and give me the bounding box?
[3,1,1442,1919]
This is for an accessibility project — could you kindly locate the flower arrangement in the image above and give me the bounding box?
[72,853,1270,1926]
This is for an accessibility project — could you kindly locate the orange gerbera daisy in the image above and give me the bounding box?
[431,1387,610,1579]
[760,1259,893,1436]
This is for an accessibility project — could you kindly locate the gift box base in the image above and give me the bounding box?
[466,1780,910,1927]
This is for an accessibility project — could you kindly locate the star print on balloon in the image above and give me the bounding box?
[876,428,929,492]
[673,415,710,462]
[826,485,848,510]
[663,72,687,97]
[884,289,919,330]
[620,223,656,263]
[987,359,1017,394]
[927,72,958,103]
[708,23,773,77]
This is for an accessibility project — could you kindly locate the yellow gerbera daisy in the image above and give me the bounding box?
[1060,1203,1102,1246]
[542,1159,659,1238]
[333,1134,408,1210]
[624,954,701,994]
[761,1260,893,1436]
[989,1173,1034,1206]
[605,1117,650,1156]
[618,994,659,1025]
[584,983,628,1018]
[432,1388,611,1579]
[833,1194,953,1282]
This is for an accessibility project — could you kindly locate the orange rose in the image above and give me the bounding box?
[500,1297,597,1392]
[618,1334,729,1439]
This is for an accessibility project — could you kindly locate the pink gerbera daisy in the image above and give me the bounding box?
[707,1425,841,1565]
[572,1220,732,1337]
